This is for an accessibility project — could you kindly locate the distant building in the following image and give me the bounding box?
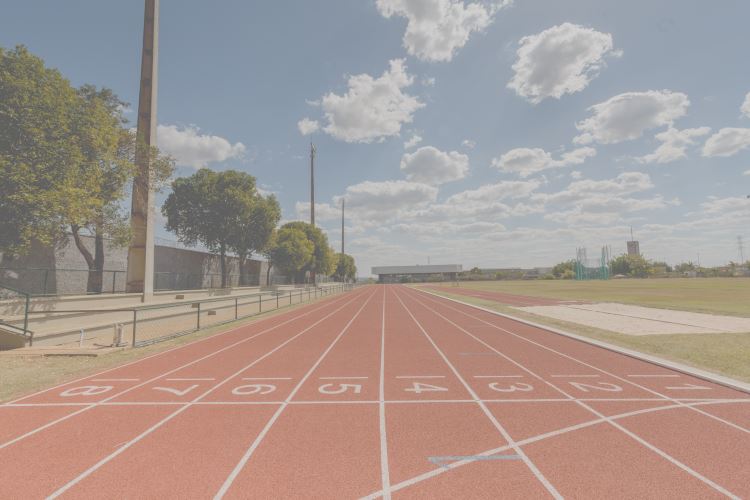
[371,264,462,283]
[627,240,640,256]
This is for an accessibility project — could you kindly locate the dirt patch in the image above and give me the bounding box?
[516,303,750,335]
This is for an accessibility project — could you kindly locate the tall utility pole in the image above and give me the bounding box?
[341,198,345,255]
[126,0,159,299]
[310,142,316,227]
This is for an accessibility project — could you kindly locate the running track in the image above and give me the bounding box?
[1,285,748,499]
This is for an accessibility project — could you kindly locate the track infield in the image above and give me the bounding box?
[1,284,748,499]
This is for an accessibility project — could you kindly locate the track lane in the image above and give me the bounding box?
[38,288,374,498]
[404,286,748,498]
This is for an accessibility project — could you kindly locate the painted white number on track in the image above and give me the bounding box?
[318,383,362,395]
[232,384,276,395]
[153,384,199,396]
[488,382,534,393]
[569,381,622,393]
[60,386,113,397]
[404,382,448,394]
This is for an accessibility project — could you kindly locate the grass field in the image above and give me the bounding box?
[446,278,750,317]
[426,288,750,383]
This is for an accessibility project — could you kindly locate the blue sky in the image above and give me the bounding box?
[3,1,750,275]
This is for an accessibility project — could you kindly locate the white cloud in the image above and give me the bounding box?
[508,23,619,104]
[701,128,750,157]
[570,170,582,179]
[338,180,438,223]
[461,139,476,149]
[294,202,341,222]
[636,127,711,164]
[319,59,424,143]
[574,90,690,145]
[700,196,750,215]
[400,146,469,185]
[744,169,750,176]
[404,134,423,149]
[297,118,320,136]
[422,77,436,87]
[491,146,595,177]
[375,0,510,62]
[157,124,246,168]
[741,92,750,118]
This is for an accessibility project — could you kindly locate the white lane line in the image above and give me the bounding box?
[473,375,523,379]
[45,290,373,500]
[628,374,680,378]
[16,397,741,408]
[550,375,600,378]
[665,385,712,391]
[363,398,737,498]
[242,377,292,381]
[0,291,363,452]
[417,290,750,436]
[5,287,356,406]
[213,290,377,500]
[394,375,446,379]
[90,379,140,382]
[408,289,744,498]
[379,286,392,500]
[165,378,216,381]
[319,376,369,380]
[392,288,563,500]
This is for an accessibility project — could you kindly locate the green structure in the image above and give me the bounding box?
[575,247,610,280]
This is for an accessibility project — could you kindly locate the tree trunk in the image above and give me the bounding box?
[238,253,247,287]
[219,244,227,288]
[71,225,102,294]
[265,262,273,286]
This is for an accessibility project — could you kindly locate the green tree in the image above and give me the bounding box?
[610,254,651,278]
[162,169,266,288]
[552,260,575,279]
[0,45,83,253]
[226,191,280,286]
[266,226,314,283]
[333,253,357,282]
[282,221,335,283]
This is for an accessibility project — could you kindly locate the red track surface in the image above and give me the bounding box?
[425,284,579,307]
[1,285,748,499]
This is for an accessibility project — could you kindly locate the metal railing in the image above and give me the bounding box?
[0,284,32,346]
[22,283,354,348]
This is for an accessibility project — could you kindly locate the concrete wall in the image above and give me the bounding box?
[0,235,269,295]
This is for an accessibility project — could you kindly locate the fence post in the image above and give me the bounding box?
[43,269,49,296]
[235,297,238,319]
[132,310,137,347]
[112,271,117,294]
[24,293,30,346]
[197,303,201,329]
[289,290,292,305]
[276,292,279,309]
[258,294,262,313]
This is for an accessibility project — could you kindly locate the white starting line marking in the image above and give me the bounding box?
[395,375,446,379]
[473,375,523,379]
[165,378,216,381]
[318,376,369,380]
[90,378,139,382]
[242,377,292,381]
[627,374,680,378]
[550,375,600,378]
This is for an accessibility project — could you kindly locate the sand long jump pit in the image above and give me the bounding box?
[517,302,750,335]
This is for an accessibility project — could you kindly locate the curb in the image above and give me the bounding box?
[417,288,750,395]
